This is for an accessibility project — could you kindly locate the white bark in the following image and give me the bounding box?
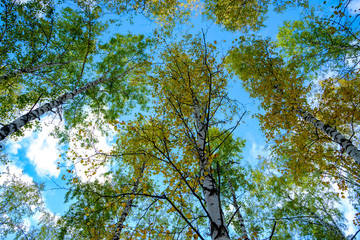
[270,59,360,164]
[228,180,249,240]
[113,163,145,240]
[0,70,128,141]
[296,108,360,164]
[194,103,230,240]
[274,81,360,164]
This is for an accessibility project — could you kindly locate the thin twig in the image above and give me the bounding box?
[351,229,360,240]
[269,221,277,240]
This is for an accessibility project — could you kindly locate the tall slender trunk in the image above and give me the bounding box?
[295,108,360,164]
[270,62,360,164]
[228,180,249,240]
[113,163,146,240]
[194,103,230,240]
[0,69,129,141]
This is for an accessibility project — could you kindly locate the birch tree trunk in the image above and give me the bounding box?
[113,163,146,240]
[274,80,360,164]
[0,69,128,142]
[271,64,360,164]
[273,78,360,164]
[194,103,230,240]
[295,108,360,164]
[228,180,249,240]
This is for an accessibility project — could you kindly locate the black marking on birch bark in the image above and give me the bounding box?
[0,125,10,139]
[210,222,229,239]
[203,175,218,193]
[203,186,218,196]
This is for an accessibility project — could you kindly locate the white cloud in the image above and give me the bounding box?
[3,113,63,178]
[249,141,269,162]
[7,142,21,155]
[343,203,356,235]
[348,0,360,14]
[75,161,109,183]
[0,164,33,184]
[26,124,60,178]
[331,183,357,236]
[23,218,31,232]
[339,193,357,236]
[31,210,60,225]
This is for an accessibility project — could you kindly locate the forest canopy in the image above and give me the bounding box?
[1,0,360,239]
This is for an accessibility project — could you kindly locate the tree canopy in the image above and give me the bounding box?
[1,0,360,239]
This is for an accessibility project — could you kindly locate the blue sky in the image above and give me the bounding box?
[2,0,360,238]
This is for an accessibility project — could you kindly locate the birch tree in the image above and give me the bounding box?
[227,36,360,190]
[110,34,249,240]
[0,33,151,143]
[0,0,104,125]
